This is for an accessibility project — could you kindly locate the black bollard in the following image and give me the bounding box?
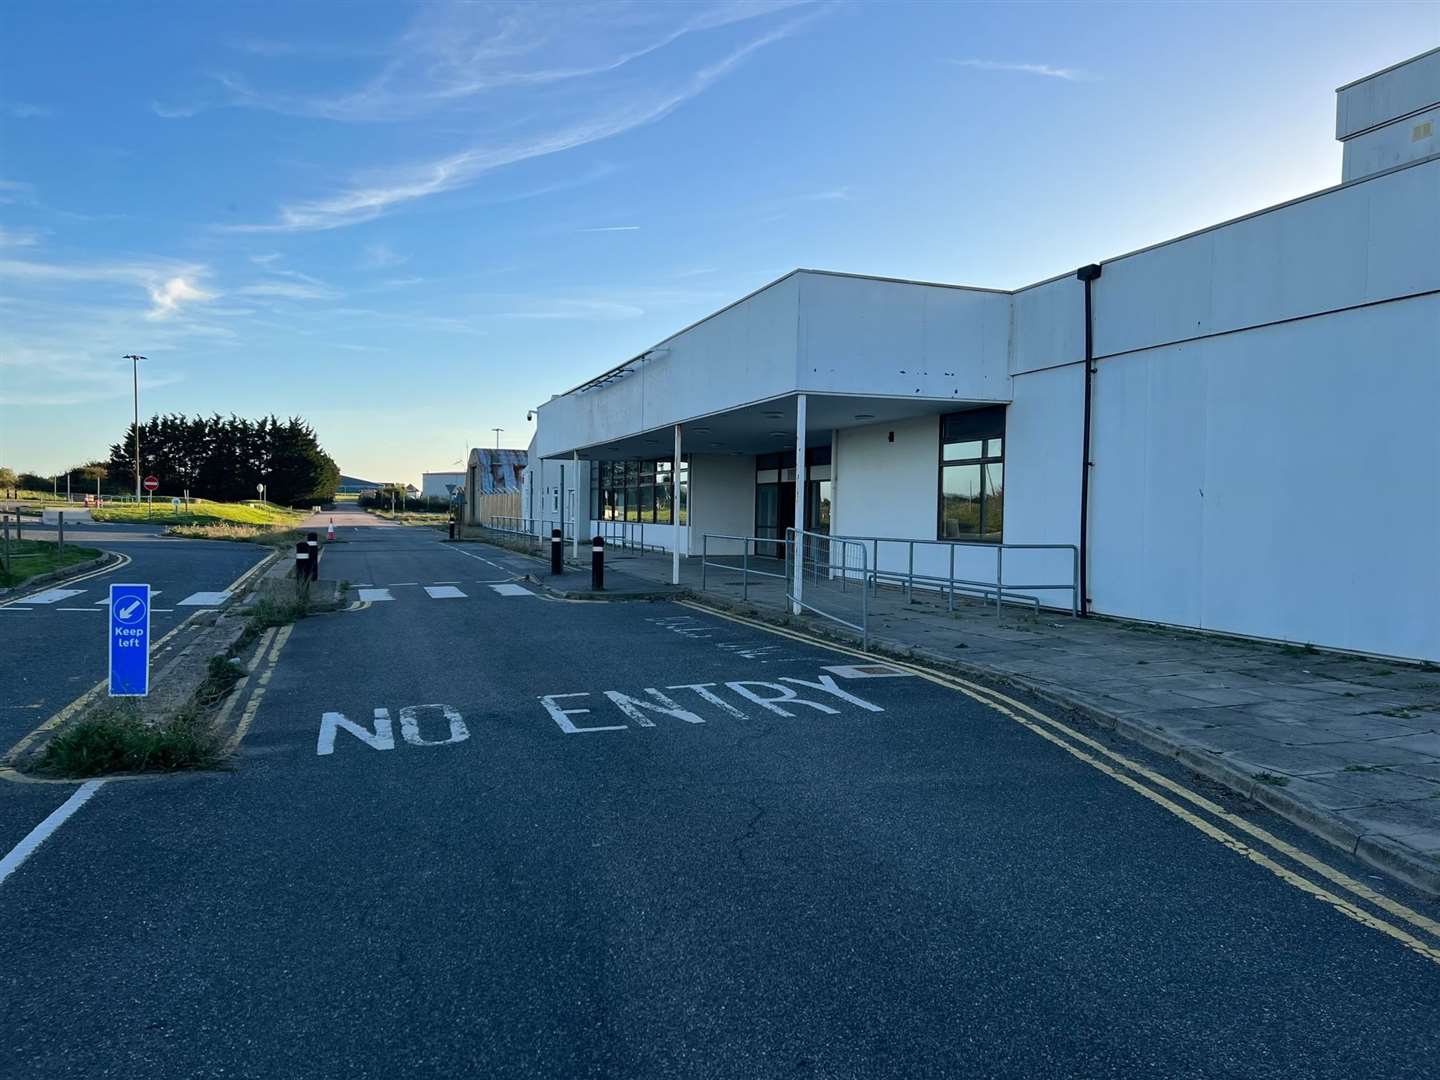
[448,518,455,541]
[550,528,563,575]
[294,541,310,581]
[591,535,604,591]
[306,532,320,581]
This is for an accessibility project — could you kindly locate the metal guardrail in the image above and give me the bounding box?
[486,516,672,555]
[700,533,789,601]
[832,533,1079,616]
[699,530,1075,638]
[785,528,869,647]
[488,516,576,541]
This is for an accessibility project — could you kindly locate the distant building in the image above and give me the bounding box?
[460,448,527,523]
[421,471,465,501]
[337,473,385,495]
[466,448,527,495]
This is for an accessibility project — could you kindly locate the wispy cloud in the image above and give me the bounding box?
[493,298,645,321]
[147,277,214,319]
[0,225,41,247]
[236,280,339,301]
[0,179,37,205]
[949,58,1088,81]
[5,102,51,119]
[578,225,641,233]
[0,256,216,319]
[214,3,820,232]
[361,242,407,269]
[201,1,814,124]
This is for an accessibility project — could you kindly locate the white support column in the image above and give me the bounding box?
[830,426,840,576]
[792,394,807,614]
[572,451,580,559]
[672,424,682,585]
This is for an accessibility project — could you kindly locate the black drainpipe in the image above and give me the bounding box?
[1075,263,1103,616]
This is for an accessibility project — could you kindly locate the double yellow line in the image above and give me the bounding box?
[679,599,1440,967]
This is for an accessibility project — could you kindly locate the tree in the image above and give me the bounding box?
[0,466,15,495]
[107,414,340,506]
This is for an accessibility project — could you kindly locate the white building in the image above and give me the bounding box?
[519,49,1440,663]
[421,471,465,501]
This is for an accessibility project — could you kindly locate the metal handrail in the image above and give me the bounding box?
[700,533,788,601]
[826,532,1079,617]
[784,528,869,647]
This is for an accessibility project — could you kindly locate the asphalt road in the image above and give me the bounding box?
[2,521,1438,1078]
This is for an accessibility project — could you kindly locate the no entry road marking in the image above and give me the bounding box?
[489,584,533,597]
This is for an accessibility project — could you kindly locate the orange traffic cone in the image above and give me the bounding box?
[327,518,336,541]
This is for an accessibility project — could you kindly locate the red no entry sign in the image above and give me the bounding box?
[143,475,159,492]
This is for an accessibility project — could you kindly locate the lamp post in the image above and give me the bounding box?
[492,427,503,451]
[122,355,146,500]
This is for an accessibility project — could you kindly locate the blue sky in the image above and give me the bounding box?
[1,1,1434,485]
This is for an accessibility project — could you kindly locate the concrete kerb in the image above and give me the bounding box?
[0,550,118,597]
[681,591,1440,898]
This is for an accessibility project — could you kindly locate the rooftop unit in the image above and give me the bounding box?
[1337,46,1440,182]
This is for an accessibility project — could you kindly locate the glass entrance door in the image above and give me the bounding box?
[754,481,794,560]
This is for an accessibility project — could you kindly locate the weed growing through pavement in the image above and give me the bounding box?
[36,702,219,776]
[1254,772,1291,786]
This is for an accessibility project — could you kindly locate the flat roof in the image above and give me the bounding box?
[544,144,1440,395]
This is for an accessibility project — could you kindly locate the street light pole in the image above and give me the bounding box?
[492,427,503,451]
[123,354,146,500]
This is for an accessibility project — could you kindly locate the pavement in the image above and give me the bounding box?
[2,519,1439,1077]
[566,541,1440,895]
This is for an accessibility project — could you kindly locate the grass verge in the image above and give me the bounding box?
[1,539,102,588]
[93,499,304,527]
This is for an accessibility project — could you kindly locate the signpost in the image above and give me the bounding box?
[143,474,158,516]
[108,583,151,697]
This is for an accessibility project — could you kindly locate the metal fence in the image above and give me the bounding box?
[488,516,577,540]
[700,533,789,600]
[596,519,671,554]
[834,534,1078,616]
[784,528,870,646]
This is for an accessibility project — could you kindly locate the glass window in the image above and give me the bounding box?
[943,439,984,461]
[981,463,1003,541]
[678,459,689,525]
[941,465,982,539]
[939,407,1005,542]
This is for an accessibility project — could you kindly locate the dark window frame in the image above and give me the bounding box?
[937,407,1005,543]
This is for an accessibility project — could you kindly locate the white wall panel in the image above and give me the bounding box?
[1089,295,1440,660]
[1003,363,1084,549]
[1011,276,1083,375]
[1342,106,1440,181]
[797,274,1010,403]
[687,454,755,554]
[1336,48,1440,139]
[1096,159,1440,360]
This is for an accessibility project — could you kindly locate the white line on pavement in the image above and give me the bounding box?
[489,584,534,597]
[25,589,85,605]
[0,780,106,888]
[58,608,101,612]
[358,588,394,602]
[424,585,467,599]
[178,591,232,606]
[387,582,419,587]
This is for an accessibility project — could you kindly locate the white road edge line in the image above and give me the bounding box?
[0,779,106,887]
